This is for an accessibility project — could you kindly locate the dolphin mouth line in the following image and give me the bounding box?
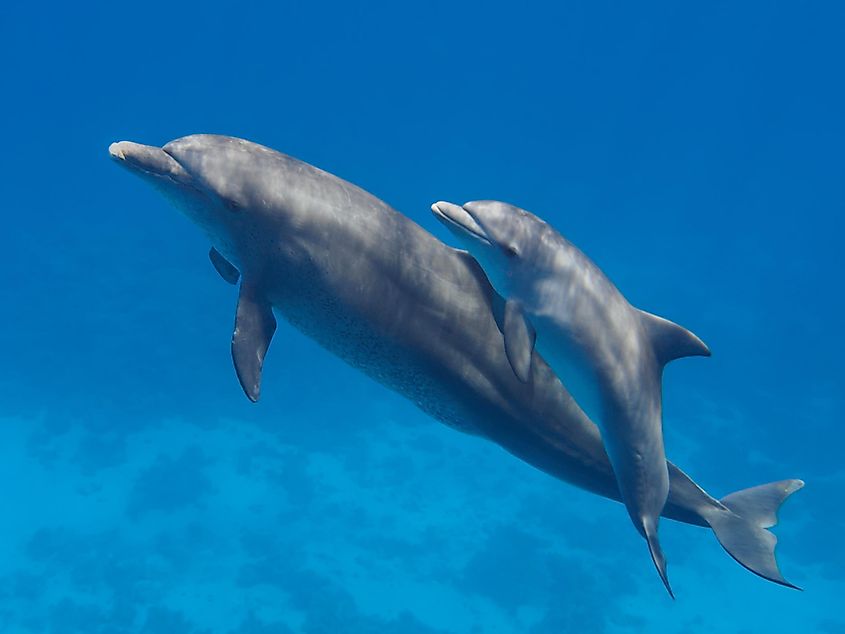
[109,141,193,186]
[431,201,492,246]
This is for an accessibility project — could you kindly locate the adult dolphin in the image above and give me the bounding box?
[109,134,802,595]
[431,200,711,596]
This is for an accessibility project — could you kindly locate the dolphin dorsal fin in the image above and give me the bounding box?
[638,309,710,366]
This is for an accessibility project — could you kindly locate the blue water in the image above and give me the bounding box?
[1,1,842,632]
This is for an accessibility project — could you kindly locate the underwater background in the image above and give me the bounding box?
[1,1,843,632]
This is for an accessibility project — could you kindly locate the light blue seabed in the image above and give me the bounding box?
[1,1,843,632]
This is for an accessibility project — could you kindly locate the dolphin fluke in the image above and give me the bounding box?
[643,519,675,599]
[702,479,804,590]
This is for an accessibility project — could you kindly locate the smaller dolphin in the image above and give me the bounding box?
[432,200,711,597]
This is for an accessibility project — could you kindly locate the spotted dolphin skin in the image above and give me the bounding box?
[431,199,714,596]
[110,135,802,594]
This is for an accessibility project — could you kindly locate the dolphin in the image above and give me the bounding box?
[431,199,712,595]
[109,135,802,594]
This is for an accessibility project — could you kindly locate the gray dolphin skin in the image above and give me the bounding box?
[431,199,713,596]
[110,135,802,595]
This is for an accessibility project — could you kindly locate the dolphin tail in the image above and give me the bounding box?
[701,479,804,589]
[643,518,675,599]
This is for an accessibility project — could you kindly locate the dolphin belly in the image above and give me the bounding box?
[532,324,604,428]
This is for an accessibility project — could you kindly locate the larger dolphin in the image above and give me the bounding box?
[431,200,711,595]
[109,135,802,594]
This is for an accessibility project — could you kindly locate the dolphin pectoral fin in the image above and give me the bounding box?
[232,282,276,402]
[638,309,710,367]
[503,299,536,383]
[209,247,240,285]
[490,290,507,332]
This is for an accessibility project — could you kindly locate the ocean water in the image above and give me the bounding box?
[1,1,842,632]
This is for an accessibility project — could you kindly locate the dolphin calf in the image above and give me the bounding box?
[432,199,711,595]
[109,135,802,594]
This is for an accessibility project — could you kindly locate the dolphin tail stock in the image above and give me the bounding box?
[642,517,675,599]
[701,479,804,590]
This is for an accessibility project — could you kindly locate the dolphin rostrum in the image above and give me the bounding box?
[432,199,712,595]
[110,135,802,594]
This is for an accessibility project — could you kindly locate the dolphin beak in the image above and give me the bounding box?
[108,142,127,161]
[431,201,492,245]
[109,140,193,184]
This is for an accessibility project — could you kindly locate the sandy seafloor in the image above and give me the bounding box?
[1,1,843,632]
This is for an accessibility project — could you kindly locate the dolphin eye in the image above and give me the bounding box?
[224,200,241,213]
[503,244,520,258]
